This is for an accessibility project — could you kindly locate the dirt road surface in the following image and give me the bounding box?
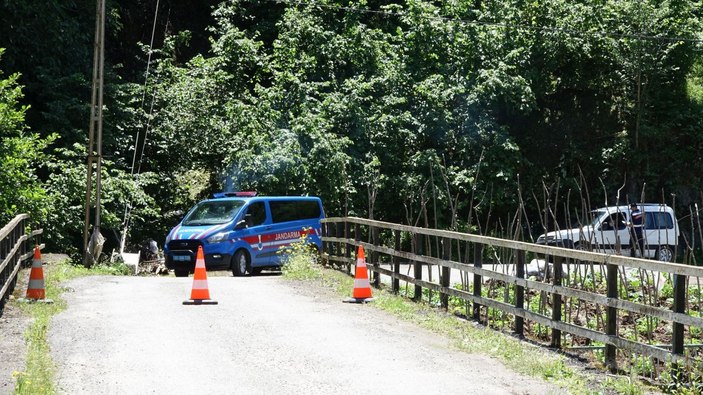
[0,302,30,394]
[48,274,560,394]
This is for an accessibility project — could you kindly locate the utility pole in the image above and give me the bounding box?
[83,0,105,267]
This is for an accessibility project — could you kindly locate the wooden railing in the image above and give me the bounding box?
[321,217,703,374]
[0,214,44,308]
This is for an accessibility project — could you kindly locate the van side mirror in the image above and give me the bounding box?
[235,219,247,230]
[234,213,253,230]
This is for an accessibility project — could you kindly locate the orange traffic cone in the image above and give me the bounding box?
[20,247,53,303]
[183,246,218,305]
[343,245,374,303]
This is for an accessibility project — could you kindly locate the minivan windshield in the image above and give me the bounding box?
[589,210,606,227]
[182,200,245,226]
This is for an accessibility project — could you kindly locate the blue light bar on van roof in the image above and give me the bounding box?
[213,191,258,198]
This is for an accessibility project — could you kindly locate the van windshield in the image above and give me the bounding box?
[182,200,245,226]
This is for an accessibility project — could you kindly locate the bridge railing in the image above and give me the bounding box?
[321,216,703,376]
[0,214,44,308]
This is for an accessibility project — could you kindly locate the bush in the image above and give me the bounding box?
[280,234,321,280]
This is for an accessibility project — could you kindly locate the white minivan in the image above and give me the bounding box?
[536,204,679,262]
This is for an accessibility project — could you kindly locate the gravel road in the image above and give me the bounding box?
[48,274,560,394]
[0,302,30,394]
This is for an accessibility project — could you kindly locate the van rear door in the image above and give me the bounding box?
[643,210,677,248]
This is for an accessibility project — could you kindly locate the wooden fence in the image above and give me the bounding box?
[321,217,703,374]
[0,214,44,308]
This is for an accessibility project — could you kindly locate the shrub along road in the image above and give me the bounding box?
[48,274,560,394]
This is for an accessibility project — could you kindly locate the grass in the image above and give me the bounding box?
[280,243,323,281]
[12,257,129,394]
[282,257,657,395]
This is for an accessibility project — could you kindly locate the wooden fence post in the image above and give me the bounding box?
[672,273,687,356]
[515,250,525,337]
[344,221,351,273]
[393,230,400,294]
[441,238,451,310]
[550,256,563,348]
[14,221,20,261]
[0,235,6,303]
[23,217,29,258]
[331,222,338,263]
[473,244,483,320]
[335,222,342,267]
[322,222,329,263]
[371,226,380,288]
[354,223,361,276]
[605,261,618,372]
[414,233,423,302]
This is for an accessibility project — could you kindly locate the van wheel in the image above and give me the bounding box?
[572,242,589,264]
[656,246,674,262]
[573,242,588,251]
[232,250,250,277]
[174,268,189,277]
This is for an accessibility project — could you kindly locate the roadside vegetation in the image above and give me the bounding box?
[279,235,323,281]
[11,258,129,394]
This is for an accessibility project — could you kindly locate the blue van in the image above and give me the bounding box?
[164,193,325,277]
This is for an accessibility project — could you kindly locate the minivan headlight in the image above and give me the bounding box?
[207,231,229,243]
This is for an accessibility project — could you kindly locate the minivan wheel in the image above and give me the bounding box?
[232,250,249,277]
[656,246,674,262]
[572,242,588,264]
[573,242,588,251]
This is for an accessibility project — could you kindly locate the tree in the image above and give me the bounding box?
[0,49,54,225]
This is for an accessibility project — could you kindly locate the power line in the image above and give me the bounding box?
[269,0,703,45]
[120,0,161,254]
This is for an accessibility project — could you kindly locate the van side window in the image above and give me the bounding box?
[270,200,321,223]
[645,212,674,230]
[614,213,626,230]
[602,213,626,231]
[246,202,266,226]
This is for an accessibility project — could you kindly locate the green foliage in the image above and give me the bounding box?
[44,144,159,254]
[0,1,93,145]
[689,60,703,105]
[1,1,703,258]
[0,51,54,226]
[629,354,656,378]
[660,363,703,395]
[280,232,322,280]
[91,261,132,276]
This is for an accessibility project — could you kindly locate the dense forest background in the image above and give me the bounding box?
[1,0,702,256]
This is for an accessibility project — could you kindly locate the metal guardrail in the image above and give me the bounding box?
[0,214,44,309]
[321,216,703,374]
